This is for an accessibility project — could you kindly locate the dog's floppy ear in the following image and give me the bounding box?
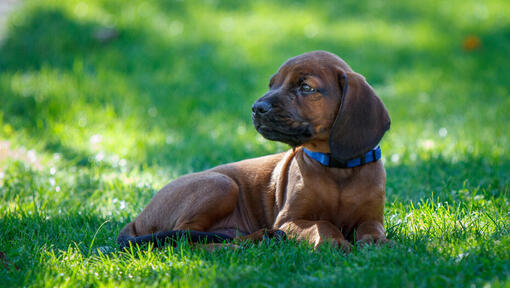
[329,71,390,163]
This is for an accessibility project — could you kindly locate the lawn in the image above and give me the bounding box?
[0,0,509,287]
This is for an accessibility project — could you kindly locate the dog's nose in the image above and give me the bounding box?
[252,101,272,115]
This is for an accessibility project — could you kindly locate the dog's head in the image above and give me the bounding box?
[252,51,390,162]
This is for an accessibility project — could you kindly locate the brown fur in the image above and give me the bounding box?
[118,51,390,250]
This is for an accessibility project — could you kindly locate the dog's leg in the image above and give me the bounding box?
[355,220,387,245]
[236,228,287,242]
[118,172,239,243]
[278,220,352,251]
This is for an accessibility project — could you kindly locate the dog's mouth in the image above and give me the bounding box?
[252,113,313,147]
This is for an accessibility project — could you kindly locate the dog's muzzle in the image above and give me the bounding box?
[251,100,313,147]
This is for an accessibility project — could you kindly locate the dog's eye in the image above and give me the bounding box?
[299,83,316,93]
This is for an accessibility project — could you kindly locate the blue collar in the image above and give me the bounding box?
[303,146,382,168]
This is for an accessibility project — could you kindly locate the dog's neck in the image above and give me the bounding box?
[302,146,381,168]
[303,139,330,153]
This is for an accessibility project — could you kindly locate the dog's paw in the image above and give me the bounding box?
[314,238,353,253]
[356,236,391,247]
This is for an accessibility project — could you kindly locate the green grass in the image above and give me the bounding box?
[0,0,509,286]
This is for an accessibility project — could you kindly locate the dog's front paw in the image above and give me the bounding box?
[356,235,390,247]
[314,238,353,253]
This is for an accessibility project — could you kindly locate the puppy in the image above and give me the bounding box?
[118,51,390,250]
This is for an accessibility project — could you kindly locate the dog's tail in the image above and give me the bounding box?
[117,228,234,249]
[117,222,286,249]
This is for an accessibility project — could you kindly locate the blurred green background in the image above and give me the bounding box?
[0,0,509,286]
[1,0,508,173]
[1,0,509,201]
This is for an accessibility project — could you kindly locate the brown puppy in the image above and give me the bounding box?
[118,51,390,250]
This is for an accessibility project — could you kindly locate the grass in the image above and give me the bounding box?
[0,0,509,286]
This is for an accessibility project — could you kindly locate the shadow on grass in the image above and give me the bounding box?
[385,155,510,203]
